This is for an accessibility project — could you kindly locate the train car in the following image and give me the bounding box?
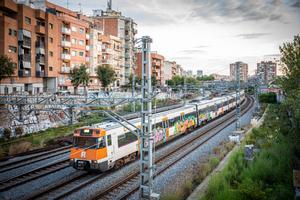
[70,91,245,171]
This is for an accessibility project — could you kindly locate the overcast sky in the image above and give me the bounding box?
[50,0,300,75]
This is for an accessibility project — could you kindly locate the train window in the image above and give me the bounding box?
[98,137,106,148]
[169,118,175,126]
[107,135,112,146]
[74,137,98,149]
[117,132,138,148]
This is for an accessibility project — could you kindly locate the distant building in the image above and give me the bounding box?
[136,52,165,86]
[263,54,285,76]
[197,70,203,77]
[256,61,277,85]
[230,62,248,82]
[164,61,177,82]
[211,73,230,81]
[186,70,193,77]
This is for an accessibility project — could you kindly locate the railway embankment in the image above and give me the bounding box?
[193,104,299,200]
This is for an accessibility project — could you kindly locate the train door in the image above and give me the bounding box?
[106,134,114,167]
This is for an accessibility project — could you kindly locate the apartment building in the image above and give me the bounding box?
[263,54,285,76]
[43,2,90,92]
[136,52,165,86]
[99,34,122,88]
[0,0,61,94]
[230,61,248,82]
[92,0,137,86]
[256,61,277,85]
[164,61,177,83]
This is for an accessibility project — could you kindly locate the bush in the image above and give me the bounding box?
[259,92,277,104]
[15,127,24,136]
[3,128,11,139]
[9,141,32,155]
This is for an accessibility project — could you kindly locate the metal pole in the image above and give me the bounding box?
[184,75,187,105]
[140,36,159,199]
[132,73,136,112]
[235,62,241,131]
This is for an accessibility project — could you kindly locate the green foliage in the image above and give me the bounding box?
[96,64,116,89]
[0,55,15,82]
[258,92,277,103]
[201,105,296,200]
[196,75,215,81]
[278,34,300,130]
[70,65,90,94]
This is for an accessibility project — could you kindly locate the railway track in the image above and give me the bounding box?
[9,97,250,200]
[0,145,71,173]
[90,96,254,200]
[0,157,70,192]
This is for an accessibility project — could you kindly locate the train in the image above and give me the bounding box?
[70,91,245,171]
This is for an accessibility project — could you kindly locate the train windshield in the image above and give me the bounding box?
[74,137,106,149]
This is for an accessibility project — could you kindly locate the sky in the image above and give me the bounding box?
[50,0,300,75]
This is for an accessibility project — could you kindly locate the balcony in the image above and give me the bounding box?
[61,40,71,47]
[61,67,70,73]
[35,25,45,34]
[22,39,31,48]
[102,48,113,54]
[61,27,71,34]
[125,63,130,68]
[86,34,90,39]
[36,47,45,55]
[125,52,131,58]
[124,44,130,49]
[61,53,71,60]
[85,45,90,51]
[85,57,90,62]
[125,35,131,40]
[36,56,45,65]
[35,10,45,20]
[0,0,18,13]
[18,70,31,77]
[36,70,45,77]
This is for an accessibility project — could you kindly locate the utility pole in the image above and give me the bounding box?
[131,73,136,112]
[184,75,187,105]
[140,36,159,199]
[235,62,241,131]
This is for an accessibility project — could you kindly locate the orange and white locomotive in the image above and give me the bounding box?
[70,91,245,171]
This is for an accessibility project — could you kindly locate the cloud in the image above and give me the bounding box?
[236,33,271,39]
[189,0,286,22]
[180,49,206,54]
[194,45,209,48]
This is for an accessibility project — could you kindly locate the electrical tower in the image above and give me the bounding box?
[139,36,159,199]
[235,62,241,131]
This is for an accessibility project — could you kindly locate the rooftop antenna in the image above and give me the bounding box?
[107,0,112,10]
[66,0,69,9]
[78,3,82,13]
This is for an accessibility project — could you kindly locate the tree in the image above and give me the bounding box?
[96,64,116,90]
[196,75,215,81]
[151,75,157,87]
[0,55,15,82]
[279,35,300,130]
[70,64,89,95]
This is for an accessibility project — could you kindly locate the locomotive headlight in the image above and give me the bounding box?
[92,160,97,163]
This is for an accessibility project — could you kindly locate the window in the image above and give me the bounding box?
[71,51,77,56]
[71,26,77,32]
[25,16,31,24]
[49,51,53,57]
[49,37,53,43]
[79,40,84,46]
[49,23,53,29]
[8,46,17,53]
[49,66,53,71]
[79,28,84,34]
[74,137,98,149]
[71,38,77,44]
[9,29,17,36]
[117,132,137,148]
[107,135,112,146]
[79,52,84,57]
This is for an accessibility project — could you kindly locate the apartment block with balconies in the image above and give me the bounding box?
[92,3,137,86]
[0,0,60,94]
[230,61,248,82]
[135,52,165,86]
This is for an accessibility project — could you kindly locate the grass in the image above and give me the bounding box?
[0,113,103,157]
[200,104,297,200]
